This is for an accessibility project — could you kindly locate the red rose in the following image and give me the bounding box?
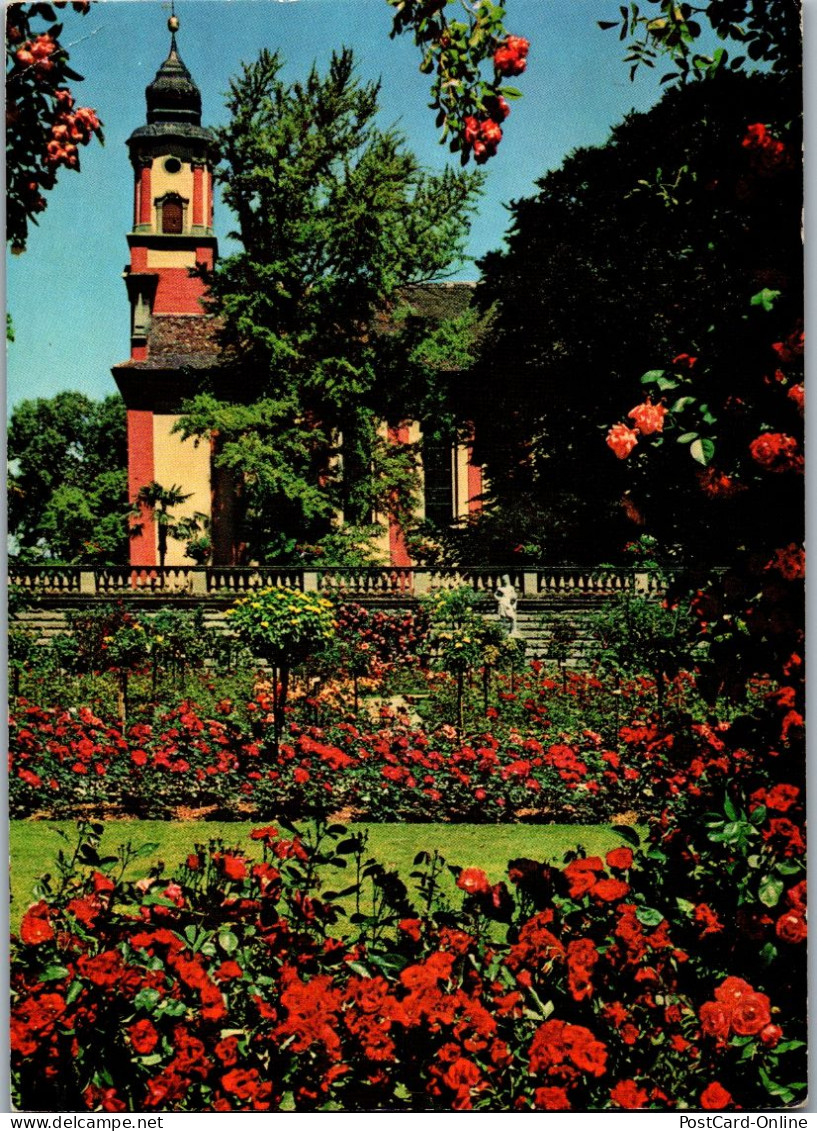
[749,432,802,473]
[20,902,54,946]
[566,1025,608,1077]
[606,423,638,459]
[775,910,807,944]
[786,880,807,910]
[534,1086,570,1110]
[606,846,634,871]
[215,1035,239,1065]
[592,877,630,902]
[218,854,247,882]
[128,1018,159,1055]
[610,1079,649,1109]
[628,400,667,435]
[486,94,510,121]
[457,867,492,895]
[463,116,480,147]
[699,1000,731,1042]
[701,1081,733,1110]
[480,119,503,147]
[221,1068,260,1100]
[731,992,771,1036]
[760,1023,783,1048]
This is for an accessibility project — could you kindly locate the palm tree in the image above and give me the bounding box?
[134,482,203,569]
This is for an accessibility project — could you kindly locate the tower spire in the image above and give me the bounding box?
[168,1,179,51]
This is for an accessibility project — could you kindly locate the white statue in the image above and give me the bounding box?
[495,574,518,637]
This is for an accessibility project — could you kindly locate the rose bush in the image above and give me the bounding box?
[11,654,749,823]
[10,819,805,1111]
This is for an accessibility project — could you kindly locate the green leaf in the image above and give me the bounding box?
[615,825,641,847]
[218,930,239,953]
[66,980,84,1006]
[676,430,699,443]
[635,906,665,927]
[676,897,696,915]
[749,805,767,826]
[690,437,715,465]
[750,288,782,312]
[655,375,680,391]
[758,874,785,908]
[42,965,70,981]
[133,988,161,1011]
[723,795,739,821]
[640,369,667,385]
[759,942,778,965]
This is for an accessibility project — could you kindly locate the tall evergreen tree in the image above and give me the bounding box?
[177,48,483,562]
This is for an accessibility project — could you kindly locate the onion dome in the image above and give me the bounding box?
[145,17,202,126]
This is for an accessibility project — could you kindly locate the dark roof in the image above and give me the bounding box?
[395,282,479,321]
[115,284,487,376]
[146,34,202,127]
[116,314,222,371]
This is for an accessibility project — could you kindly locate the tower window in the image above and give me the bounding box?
[164,157,182,174]
[161,195,184,234]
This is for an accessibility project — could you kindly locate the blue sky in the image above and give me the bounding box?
[7,0,676,408]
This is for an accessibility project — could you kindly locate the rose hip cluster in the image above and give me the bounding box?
[46,94,102,170]
[463,96,510,165]
[493,35,530,77]
[13,32,59,75]
[459,34,529,164]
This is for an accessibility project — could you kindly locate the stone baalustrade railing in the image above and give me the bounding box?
[9,564,677,601]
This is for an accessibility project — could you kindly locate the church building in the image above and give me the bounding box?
[112,17,484,568]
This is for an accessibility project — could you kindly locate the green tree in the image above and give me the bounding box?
[8,392,129,563]
[177,48,483,562]
[464,68,800,564]
[602,0,800,84]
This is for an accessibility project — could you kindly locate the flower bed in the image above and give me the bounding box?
[11,818,805,1112]
[9,663,766,823]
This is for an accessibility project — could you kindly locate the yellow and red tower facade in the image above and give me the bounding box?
[113,19,483,569]
[112,15,220,566]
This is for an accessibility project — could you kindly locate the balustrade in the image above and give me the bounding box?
[95,567,195,595]
[318,568,414,597]
[9,566,81,595]
[207,569,303,595]
[8,564,684,602]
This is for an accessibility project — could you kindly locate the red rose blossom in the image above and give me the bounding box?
[128,1018,159,1055]
[606,423,638,459]
[627,399,667,435]
[701,1081,733,1110]
[610,1079,649,1109]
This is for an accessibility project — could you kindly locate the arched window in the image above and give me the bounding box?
[161,194,184,234]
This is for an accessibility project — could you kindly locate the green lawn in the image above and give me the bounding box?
[9,819,639,933]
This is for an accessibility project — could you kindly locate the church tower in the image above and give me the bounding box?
[112,13,220,566]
